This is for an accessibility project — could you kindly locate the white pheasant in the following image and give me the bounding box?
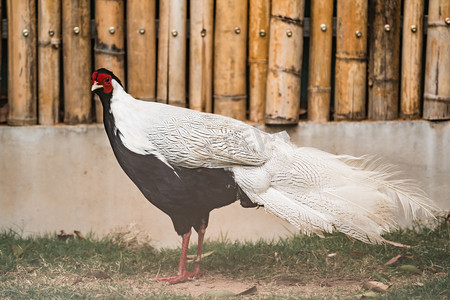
[91,68,439,284]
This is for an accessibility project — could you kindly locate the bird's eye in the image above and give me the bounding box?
[105,77,110,84]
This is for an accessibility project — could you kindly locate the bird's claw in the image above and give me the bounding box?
[151,270,206,284]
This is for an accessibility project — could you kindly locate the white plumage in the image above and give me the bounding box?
[109,79,439,244]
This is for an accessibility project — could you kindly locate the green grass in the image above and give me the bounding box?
[0,219,448,299]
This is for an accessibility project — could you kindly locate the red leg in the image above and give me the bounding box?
[187,223,207,278]
[151,230,192,284]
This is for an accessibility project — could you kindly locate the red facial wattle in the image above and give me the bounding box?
[92,72,113,94]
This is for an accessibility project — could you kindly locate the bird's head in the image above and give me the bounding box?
[91,68,123,96]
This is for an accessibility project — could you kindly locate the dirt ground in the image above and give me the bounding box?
[124,273,362,298]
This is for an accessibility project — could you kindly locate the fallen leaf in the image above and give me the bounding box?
[237,286,257,296]
[362,281,389,293]
[84,270,112,280]
[384,255,403,266]
[349,251,368,257]
[11,244,25,258]
[187,250,215,262]
[398,265,421,274]
[199,290,236,298]
[385,240,411,248]
[58,230,74,241]
[74,230,84,239]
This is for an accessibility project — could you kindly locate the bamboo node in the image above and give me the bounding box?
[423,93,450,103]
[94,43,125,56]
[336,54,367,61]
[428,20,449,27]
[271,15,304,26]
[269,67,301,77]
[213,94,247,101]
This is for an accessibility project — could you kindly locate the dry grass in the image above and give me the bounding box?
[0,218,448,299]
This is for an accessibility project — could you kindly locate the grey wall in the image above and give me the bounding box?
[1,121,448,248]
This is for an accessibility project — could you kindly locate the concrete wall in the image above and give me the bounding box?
[1,121,448,248]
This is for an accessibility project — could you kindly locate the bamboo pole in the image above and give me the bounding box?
[62,0,91,124]
[214,0,248,120]
[0,1,2,110]
[127,0,156,101]
[265,0,305,124]
[334,0,368,121]
[0,2,6,123]
[423,0,450,120]
[95,0,125,122]
[157,0,187,107]
[368,0,401,120]
[156,0,169,103]
[248,0,270,122]
[400,0,424,119]
[307,0,333,122]
[38,0,61,125]
[7,0,37,125]
[189,0,214,112]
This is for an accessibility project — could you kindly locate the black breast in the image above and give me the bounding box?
[102,112,253,235]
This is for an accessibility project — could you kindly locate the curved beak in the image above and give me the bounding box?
[91,82,102,91]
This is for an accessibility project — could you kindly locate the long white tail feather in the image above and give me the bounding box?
[232,143,440,244]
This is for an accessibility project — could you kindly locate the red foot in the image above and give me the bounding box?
[151,270,206,284]
[187,269,206,279]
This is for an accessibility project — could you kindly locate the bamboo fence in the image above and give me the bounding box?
[127,0,156,101]
[423,0,450,120]
[189,0,214,113]
[248,0,270,122]
[1,1,448,126]
[213,0,248,120]
[368,0,401,120]
[307,0,333,122]
[7,0,37,125]
[0,1,2,122]
[38,0,61,125]
[335,0,368,121]
[400,0,425,119]
[265,0,305,125]
[157,0,187,107]
[62,0,91,124]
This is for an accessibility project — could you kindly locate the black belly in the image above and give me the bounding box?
[104,118,254,235]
